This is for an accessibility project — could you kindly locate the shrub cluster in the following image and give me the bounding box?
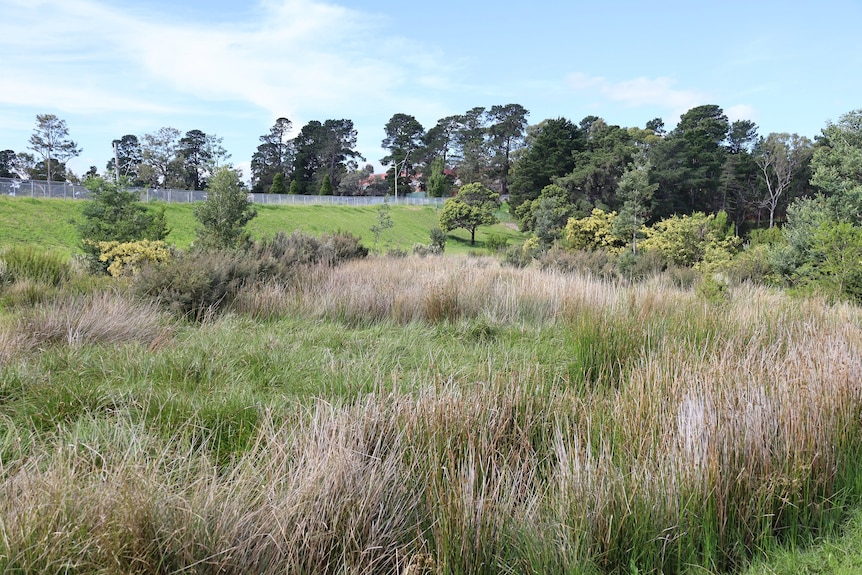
[135,231,367,320]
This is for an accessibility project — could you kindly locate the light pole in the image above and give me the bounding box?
[394,150,411,202]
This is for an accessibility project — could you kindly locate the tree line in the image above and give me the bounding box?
[2,105,856,236]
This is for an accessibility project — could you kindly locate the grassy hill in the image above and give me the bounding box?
[0,196,524,256]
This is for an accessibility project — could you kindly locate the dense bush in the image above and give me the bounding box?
[78,177,168,267]
[94,239,171,277]
[485,232,509,253]
[136,231,368,320]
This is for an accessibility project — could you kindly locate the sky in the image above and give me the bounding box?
[1,0,861,182]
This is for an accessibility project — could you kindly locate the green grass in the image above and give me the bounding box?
[0,196,85,257]
[0,196,524,256]
[3,250,862,573]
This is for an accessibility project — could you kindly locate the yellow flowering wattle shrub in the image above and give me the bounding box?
[95,240,171,277]
[563,209,625,252]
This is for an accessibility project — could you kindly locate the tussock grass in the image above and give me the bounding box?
[2,256,862,573]
[0,291,167,361]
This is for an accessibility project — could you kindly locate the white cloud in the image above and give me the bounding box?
[567,72,709,122]
[0,0,448,125]
[725,104,758,124]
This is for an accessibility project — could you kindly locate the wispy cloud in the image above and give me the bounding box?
[0,0,449,126]
[567,73,710,122]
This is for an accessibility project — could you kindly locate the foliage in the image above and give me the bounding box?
[648,105,730,217]
[754,132,814,228]
[438,182,500,245]
[78,177,169,265]
[484,232,509,252]
[27,113,82,183]
[251,117,294,194]
[538,245,618,279]
[95,239,171,277]
[318,173,333,195]
[194,168,257,250]
[428,226,447,254]
[639,211,740,270]
[808,221,862,302]
[269,172,287,195]
[381,113,425,195]
[503,237,543,267]
[134,249,256,320]
[370,202,394,252]
[563,208,625,252]
[509,117,582,209]
[810,108,862,221]
[529,184,583,246]
[135,231,367,319]
[139,127,183,188]
[612,157,658,253]
[425,157,450,198]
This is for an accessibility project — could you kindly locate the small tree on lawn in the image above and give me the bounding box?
[370,202,394,252]
[195,167,257,250]
[438,182,500,245]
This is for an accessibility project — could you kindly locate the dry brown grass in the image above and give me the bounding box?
[3,256,862,572]
[0,291,168,361]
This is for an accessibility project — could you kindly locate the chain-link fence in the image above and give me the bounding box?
[0,177,446,207]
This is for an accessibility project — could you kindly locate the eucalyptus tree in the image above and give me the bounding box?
[0,150,16,178]
[177,130,231,190]
[27,114,81,183]
[319,119,364,191]
[754,132,813,228]
[140,127,182,188]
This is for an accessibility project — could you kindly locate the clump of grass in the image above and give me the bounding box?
[2,291,167,359]
[0,244,70,287]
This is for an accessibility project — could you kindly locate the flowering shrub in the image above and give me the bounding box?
[94,240,171,277]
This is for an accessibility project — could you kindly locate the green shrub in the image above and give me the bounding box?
[254,231,367,271]
[134,250,258,321]
[429,227,447,254]
[503,238,542,268]
[0,245,70,286]
[726,244,777,285]
[696,274,730,303]
[137,231,368,320]
[320,231,369,264]
[485,232,509,253]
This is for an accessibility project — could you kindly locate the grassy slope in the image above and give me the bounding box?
[0,196,523,256]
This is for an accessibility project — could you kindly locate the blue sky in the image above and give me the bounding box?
[1,0,860,181]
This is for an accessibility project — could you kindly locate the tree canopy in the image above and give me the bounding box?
[438,182,500,245]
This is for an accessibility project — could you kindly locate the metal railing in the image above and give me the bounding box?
[0,177,446,207]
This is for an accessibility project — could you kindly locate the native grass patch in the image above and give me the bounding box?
[1,254,862,573]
